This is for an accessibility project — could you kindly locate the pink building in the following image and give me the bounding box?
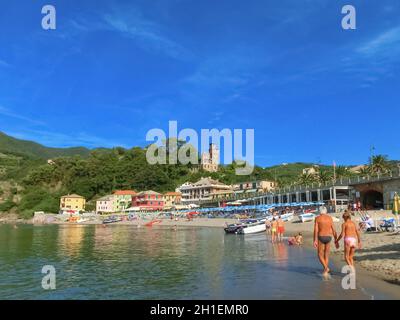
[131,191,164,211]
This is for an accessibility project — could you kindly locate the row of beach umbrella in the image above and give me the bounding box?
[178,201,324,214]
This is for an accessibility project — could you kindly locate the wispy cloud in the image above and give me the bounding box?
[0,59,10,68]
[357,26,400,58]
[0,106,45,125]
[102,10,192,61]
[4,128,127,149]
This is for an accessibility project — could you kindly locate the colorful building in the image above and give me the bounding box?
[60,194,86,212]
[113,190,136,211]
[233,180,276,193]
[177,177,232,203]
[96,195,118,214]
[163,192,182,209]
[132,191,164,211]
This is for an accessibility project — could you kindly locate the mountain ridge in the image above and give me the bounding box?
[0,131,91,159]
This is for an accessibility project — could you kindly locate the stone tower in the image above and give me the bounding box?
[201,143,219,172]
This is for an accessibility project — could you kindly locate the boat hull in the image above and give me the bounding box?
[299,214,315,223]
[224,225,243,234]
[237,222,266,234]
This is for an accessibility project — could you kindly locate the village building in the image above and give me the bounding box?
[131,191,164,211]
[177,177,232,204]
[113,190,136,211]
[60,194,86,213]
[163,192,182,209]
[233,180,276,194]
[96,195,119,214]
[302,165,319,175]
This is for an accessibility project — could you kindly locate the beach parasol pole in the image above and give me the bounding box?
[393,192,400,228]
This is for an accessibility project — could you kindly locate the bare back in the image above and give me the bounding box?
[343,220,357,237]
[315,214,334,237]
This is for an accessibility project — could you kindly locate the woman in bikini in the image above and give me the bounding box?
[271,218,278,243]
[335,211,361,270]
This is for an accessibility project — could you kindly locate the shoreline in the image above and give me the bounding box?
[1,212,399,291]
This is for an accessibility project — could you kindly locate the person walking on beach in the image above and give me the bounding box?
[313,207,337,276]
[271,218,278,243]
[277,216,285,242]
[335,211,361,271]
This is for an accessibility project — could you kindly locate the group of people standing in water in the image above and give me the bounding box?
[265,212,303,245]
[265,214,286,243]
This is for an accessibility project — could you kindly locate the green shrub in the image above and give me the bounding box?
[0,199,16,212]
[18,188,60,215]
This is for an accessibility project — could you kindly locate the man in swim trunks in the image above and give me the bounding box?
[277,216,285,242]
[335,211,361,270]
[313,206,338,276]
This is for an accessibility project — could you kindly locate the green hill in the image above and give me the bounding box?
[0,131,91,159]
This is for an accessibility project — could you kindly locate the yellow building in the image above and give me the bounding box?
[163,192,182,209]
[60,194,86,212]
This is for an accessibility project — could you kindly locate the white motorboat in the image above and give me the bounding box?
[236,219,266,234]
[299,213,316,223]
[280,212,294,222]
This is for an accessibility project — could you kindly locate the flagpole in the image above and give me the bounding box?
[333,160,336,183]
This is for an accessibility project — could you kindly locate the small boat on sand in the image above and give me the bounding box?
[280,212,294,222]
[299,213,316,223]
[102,216,123,224]
[225,219,266,234]
[224,223,244,234]
[145,219,162,227]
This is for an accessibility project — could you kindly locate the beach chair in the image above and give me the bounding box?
[378,218,396,232]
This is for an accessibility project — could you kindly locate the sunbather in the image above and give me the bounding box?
[288,232,303,245]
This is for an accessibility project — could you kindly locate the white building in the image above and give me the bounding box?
[177,177,232,203]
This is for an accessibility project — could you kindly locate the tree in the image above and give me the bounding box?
[358,166,371,177]
[335,166,352,179]
[297,173,317,186]
[318,169,333,184]
[369,155,390,175]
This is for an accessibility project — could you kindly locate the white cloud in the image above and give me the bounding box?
[102,11,191,61]
[357,26,400,57]
[0,59,10,68]
[4,128,127,149]
[0,106,45,125]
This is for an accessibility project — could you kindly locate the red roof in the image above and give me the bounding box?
[113,190,137,196]
[164,192,182,196]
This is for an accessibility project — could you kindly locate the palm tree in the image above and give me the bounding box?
[369,155,390,175]
[297,173,317,186]
[318,170,333,184]
[358,166,371,177]
[335,166,352,179]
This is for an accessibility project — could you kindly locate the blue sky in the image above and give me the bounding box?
[0,0,399,167]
